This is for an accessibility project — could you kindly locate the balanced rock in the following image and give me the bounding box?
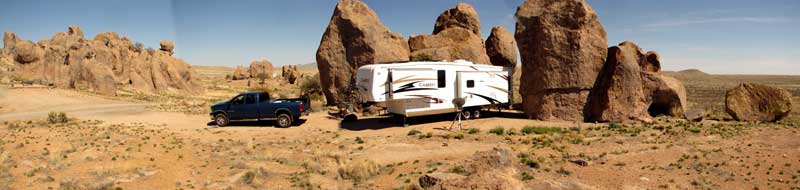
[725,83,792,122]
[159,40,174,55]
[316,0,410,105]
[409,3,490,65]
[516,0,608,121]
[248,60,273,79]
[281,65,300,84]
[433,3,481,37]
[485,26,518,67]
[4,26,200,95]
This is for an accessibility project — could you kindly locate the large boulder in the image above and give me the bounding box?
[725,83,793,122]
[231,66,249,80]
[585,41,687,122]
[409,3,490,65]
[248,60,273,79]
[515,0,608,121]
[5,26,200,95]
[408,27,490,64]
[585,42,648,122]
[3,32,19,53]
[433,3,481,37]
[316,0,410,105]
[159,40,174,55]
[281,65,300,84]
[485,26,518,67]
[421,148,527,189]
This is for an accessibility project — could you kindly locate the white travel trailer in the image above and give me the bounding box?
[355,60,513,119]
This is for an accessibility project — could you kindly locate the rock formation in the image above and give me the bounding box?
[725,83,793,122]
[485,26,518,67]
[585,41,687,122]
[316,0,410,105]
[248,60,273,79]
[418,148,528,189]
[231,66,249,80]
[281,65,300,84]
[159,40,174,55]
[409,3,490,65]
[433,3,482,37]
[2,26,200,95]
[515,0,608,121]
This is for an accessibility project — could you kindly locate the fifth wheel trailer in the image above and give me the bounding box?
[355,60,513,119]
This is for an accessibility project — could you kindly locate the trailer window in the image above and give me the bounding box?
[466,80,475,88]
[437,70,446,88]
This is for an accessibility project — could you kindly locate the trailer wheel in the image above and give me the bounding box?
[461,110,472,120]
[275,114,293,128]
[214,114,229,127]
[472,109,481,119]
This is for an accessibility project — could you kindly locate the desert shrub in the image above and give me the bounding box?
[506,128,518,135]
[467,128,480,134]
[520,172,534,181]
[407,129,422,136]
[447,165,468,175]
[488,127,505,135]
[338,159,381,182]
[354,137,365,144]
[521,126,562,135]
[300,73,323,101]
[454,133,464,139]
[48,112,68,124]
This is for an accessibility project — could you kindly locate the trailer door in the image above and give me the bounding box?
[387,68,438,100]
[457,71,510,107]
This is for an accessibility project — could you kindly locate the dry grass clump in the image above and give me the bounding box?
[47,111,68,124]
[337,159,382,182]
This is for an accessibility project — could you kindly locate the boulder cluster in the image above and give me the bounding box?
[230,60,274,80]
[316,0,517,105]
[0,26,200,95]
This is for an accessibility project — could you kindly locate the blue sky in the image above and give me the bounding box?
[1,0,798,74]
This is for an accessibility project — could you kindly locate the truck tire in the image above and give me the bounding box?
[214,114,229,127]
[275,113,293,128]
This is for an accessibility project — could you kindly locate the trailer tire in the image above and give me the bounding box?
[462,110,472,120]
[214,114,229,127]
[472,109,481,119]
[275,114,293,128]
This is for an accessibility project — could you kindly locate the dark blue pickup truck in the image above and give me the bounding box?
[210,91,309,127]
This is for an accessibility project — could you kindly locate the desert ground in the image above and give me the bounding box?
[0,66,799,190]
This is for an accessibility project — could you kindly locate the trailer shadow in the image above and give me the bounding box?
[206,119,308,128]
[339,110,526,131]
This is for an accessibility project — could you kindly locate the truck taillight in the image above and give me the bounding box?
[299,103,304,112]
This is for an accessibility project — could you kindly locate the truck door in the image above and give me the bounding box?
[237,94,260,119]
[387,69,438,100]
[257,92,275,119]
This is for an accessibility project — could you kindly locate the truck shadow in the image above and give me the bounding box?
[206,119,308,128]
[339,111,526,131]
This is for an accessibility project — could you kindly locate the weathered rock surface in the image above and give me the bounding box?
[418,173,466,188]
[316,0,410,105]
[485,26,518,67]
[248,60,273,79]
[281,65,300,84]
[515,0,608,121]
[408,27,490,65]
[585,41,686,122]
[725,83,793,122]
[3,26,200,95]
[433,3,481,37]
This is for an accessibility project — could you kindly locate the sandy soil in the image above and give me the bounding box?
[1,88,799,189]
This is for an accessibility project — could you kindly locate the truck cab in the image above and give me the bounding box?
[210,91,309,127]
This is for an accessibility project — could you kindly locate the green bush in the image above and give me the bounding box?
[407,129,422,136]
[488,127,505,136]
[47,112,68,124]
[466,128,480,134]
[521,126,562,135]
[300,73,323,101]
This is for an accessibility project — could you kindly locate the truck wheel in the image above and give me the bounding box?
[275,114,293,128]
[214,114,229,127]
